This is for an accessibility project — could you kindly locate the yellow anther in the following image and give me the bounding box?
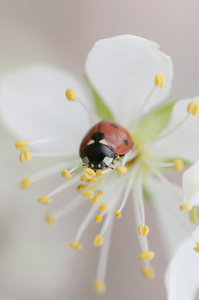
[155,73,165,87]
[115,165,128,175]
[187,101,196,114]
[84,168,95,177]
[82,189,94,199]
[187,101,199,116]
[90,177,98,183]
[139,251,155,261]
[114,210,121,218]
[20,177,32,189]
[143,225,150,237]
[15,140,29,150]
[65,88,76,101]
[93,280,106,295]
[97,190,104,195]
[80,175,90,182]
[90,195,100,204]
[99,203,107,212]
[94,215,102,223]
[173,159,184,171]
[180,204,192,211]
[193,242,199,253]
[156,44,160,50]
[19,151,26,163]
[25,150,32,162]
[94,235,103,247]
[138,225,150,237]
[45,213,56,225]
[38,195,52,205]
[96,170,103,177]
[141,266,155,279]
[61,169,72,179]
[16,145,28,151]
[69,240,83,250]
[193,103,199,116]
[77,184,89,192]
[82,172,93,180]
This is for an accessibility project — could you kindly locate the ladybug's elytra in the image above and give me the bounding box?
[79,121,134,170]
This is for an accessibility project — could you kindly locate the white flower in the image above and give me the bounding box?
[1,35,199,296]
[166,225,199,300]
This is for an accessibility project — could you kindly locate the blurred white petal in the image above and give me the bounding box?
[182,161,199,206]
[166,226,199,300]
[148,98,199,163]
[86,35,173,127]
[0,64,93,154]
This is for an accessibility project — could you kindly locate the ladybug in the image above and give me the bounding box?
[79,121,134,170]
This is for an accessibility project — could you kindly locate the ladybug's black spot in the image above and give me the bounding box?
[91,132,105,142]
[124,139,129,145]
[110,123,119,129]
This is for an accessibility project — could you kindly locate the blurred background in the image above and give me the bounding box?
[0,0,199,299]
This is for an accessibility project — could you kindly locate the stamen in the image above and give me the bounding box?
[61,170,72,179]
[65,88,76,101]
[180,204,192,211]
[114,210,121,218]
[193,242,199,253]
[65,87,99,123]
[38,196,52,205]
[90,195,100,204]
[94,235,103,247]
[15,140,29,149]
[156,44,160,50]
[115,165,128,175]
[94,215,103,223]
[154,73,165,87]
[99,203,107,212]
[39,176,80,204]
[97,190,104,195]
[81,190,94,199]
[114,171,134,220]
[138,225,150,237]
[69,240,83,250]
[84,168,96,177]
[154,100,199,142]
[93,280,106,295]
[77,184,89,192]
[141,266,155,279]
[144,158,184,171]
[45,213,56,225]
[96,170,103,177]
[95,217,114,295]
[173,159,184,171]
[187,101,199,116]
[19,152,26,163]
[25,150,32,161]
[139,251,155,261]
[20,176,32,189]
[22,162,69,186]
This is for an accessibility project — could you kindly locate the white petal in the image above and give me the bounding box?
[182,161,199,205]
[0,64,93,152]
[86,35,173,128]
[166,226,199,300]
[148,97,199,163]
[145,176,193,259]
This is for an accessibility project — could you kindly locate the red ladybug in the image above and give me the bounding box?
[80,121,134,170]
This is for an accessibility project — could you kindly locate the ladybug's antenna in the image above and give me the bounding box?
[65,88,99,123]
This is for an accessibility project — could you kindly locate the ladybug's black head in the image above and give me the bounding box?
[80,132,116,170]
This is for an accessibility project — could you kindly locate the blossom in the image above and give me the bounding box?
[1,35,199,296]
[166,225,199,300]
